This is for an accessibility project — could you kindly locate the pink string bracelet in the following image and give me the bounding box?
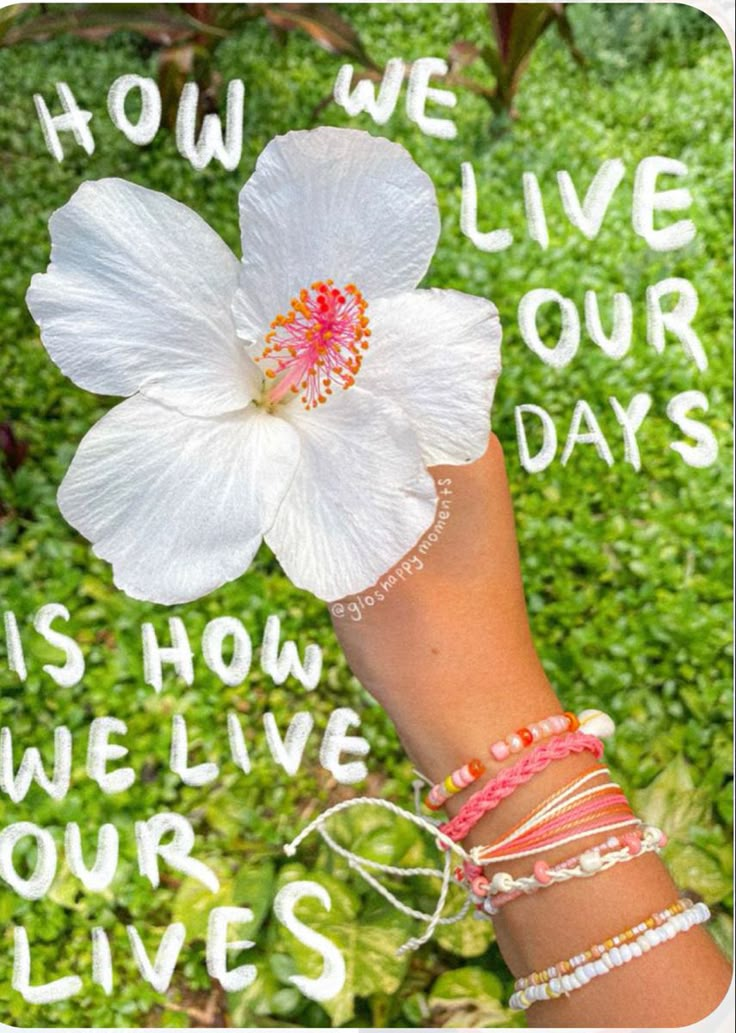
[439,732,605,844]
[468,768,637,865]
[471,767,613,852]
[425,758,485,811]
[488,792,634,859]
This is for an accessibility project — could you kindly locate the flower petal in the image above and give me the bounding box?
[359,289,502,465]
[233,128,440,342]
[265,387,437,600]
[58,396,299,604]
[27,178,261,417]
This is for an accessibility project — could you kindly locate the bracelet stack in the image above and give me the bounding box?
[422,704,710,1012]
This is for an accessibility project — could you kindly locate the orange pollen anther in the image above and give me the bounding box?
[256,280,370,409]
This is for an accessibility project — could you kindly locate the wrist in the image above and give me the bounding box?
[390,654,561,780]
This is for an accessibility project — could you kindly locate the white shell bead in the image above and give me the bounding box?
[490,872,514,893]
[580,849,603,872]
[577,708,616,739]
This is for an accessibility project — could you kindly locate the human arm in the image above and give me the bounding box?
[331,434,730,1027]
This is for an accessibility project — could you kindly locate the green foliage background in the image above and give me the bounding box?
[0,3,732,1027]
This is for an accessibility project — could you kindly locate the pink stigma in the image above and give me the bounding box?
[256,280,370,409]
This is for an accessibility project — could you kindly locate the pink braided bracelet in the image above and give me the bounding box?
[439,732,605,843]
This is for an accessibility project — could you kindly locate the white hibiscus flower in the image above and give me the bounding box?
[26,127,501,604]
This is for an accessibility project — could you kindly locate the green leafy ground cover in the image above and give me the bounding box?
[0,3,732,1027]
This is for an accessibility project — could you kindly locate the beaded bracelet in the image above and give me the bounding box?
[515,897,692,990]
[425,710,615,813]
[425,758,485,811]
[509,899,710,1010]
[489,708,614,762]
[440,733,605,844]
[464,825,665,914]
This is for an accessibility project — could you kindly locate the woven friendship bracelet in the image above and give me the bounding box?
[440,732,605,843]
[484,798,636,861]
[466,825,665,914]
[472,802,640,871]
[491,788,631,848]
[469,768,626,864]
[509,900,710,1010]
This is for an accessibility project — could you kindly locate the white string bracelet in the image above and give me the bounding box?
[283,795,473,954]
[469,825,666,914]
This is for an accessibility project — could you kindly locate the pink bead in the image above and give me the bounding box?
[490,741,510,761]
[533,860,552,885]
[471,875,489,896]
[462,763,478,785]
[552,715,567,732]
[658,831,668,848]
[529,724,542,741]
[622,832,641,855]
[539,719,552,735]
[507,733,523,753]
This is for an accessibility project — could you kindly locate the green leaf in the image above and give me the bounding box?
[435,911,495,958]
[172,861,275,941]
[666,844,732,905]
[172,870,236,941]
[277,868,361,922]
[429,967,518,1028]
[275,904,413,1025]
[227,957,282,1025]
[708,912,733,962]
[234,861,277,936]
[633,754,712,840]
[350,820,424,868]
